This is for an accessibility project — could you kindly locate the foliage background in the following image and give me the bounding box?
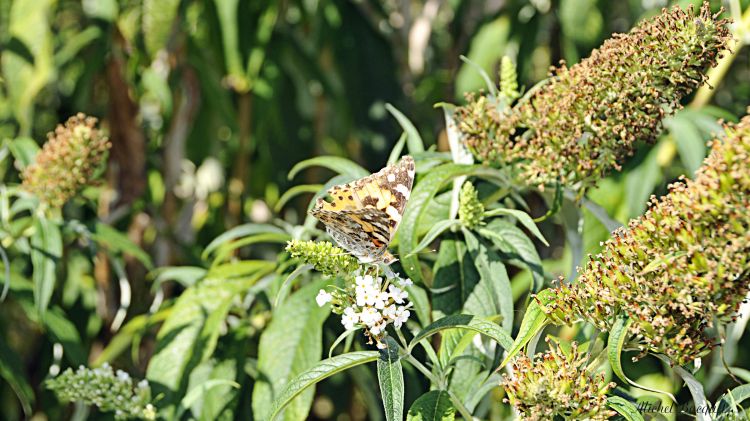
[0,0,749,419]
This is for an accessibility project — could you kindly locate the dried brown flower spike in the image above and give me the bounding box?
[22,113,111,208]
[502,340,616,420]
[457,2,731,191]
[545,112,750,366]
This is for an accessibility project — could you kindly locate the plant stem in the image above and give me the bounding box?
[401,352,475,420]
[690,5,750,108]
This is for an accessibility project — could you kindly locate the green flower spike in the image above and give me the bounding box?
[458,182,484,229]
[285,239,360,277]
[46,363,155,420]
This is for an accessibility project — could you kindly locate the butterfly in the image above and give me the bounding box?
[310,156,415,265]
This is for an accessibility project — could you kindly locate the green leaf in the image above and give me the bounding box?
[288,156,369,180]
[3,0,55,133]
[213,0,243,83]
[31,216,61,317]
[407,219,460,257]
[6,137,39,169]
[463,229,513,331]
[405,283,432,328]
[142,0,180,58]
[478,219,545,292]
[44,307,87,366]
[606,396,645,421]
[146,277,251,417]
[608,316,676,402]
[500,289,556,366]
[408,314,513,352]
[432,237,474,317]
[664,112,706,174]
[0,335,34,417]
[275,184,323,212]
[398,163,500,285]
[268,352,379,421]
[482,208,548,246]
[715,384,750,417]
[252,279,331,421]
[385,103,425,153]
[624,146,662,217]
[407,390,455,421]
[387,132,408,165]
[672,363,712,421]
[202,223,286,260]
[608,315,633,385]
[210,233,290,265]
[177,379,240,419]
[454,16,509,96]
[150,266,207,291]
[377,337,404,421]
[91,222,153,269]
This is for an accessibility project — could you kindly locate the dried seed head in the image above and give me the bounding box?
[546,111,750,366]
[22,113,111,208]
[456,3,731,191]
[502,339,616,420]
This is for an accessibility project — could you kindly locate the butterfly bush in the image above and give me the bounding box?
[543,113,750,366]
[286,240,412,348]
[46,363,155,420]
[502,340,616,420]
[456,3,730,191]
[22,113,111,208]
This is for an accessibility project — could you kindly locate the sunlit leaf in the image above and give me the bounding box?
[377,337,404,421]
[406,390,455,421]
[268,352,379,421]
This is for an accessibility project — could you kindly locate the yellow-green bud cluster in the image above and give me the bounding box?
[456,3,730,190]
[458,182,484,229]
[544,113,750,366]
[22,113,111,208]
[46,363,155,421]
[502,340,616,420]
[285,240,360,277]
[499,56,520,105]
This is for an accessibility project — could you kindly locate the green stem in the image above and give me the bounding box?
[690,6,750,108]
[401,352,474,420]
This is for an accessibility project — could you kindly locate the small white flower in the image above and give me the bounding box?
[341,307,360,330]
[369,320,387,336]
[383,304,397,319]
[397,277,413,287]
[316,289,333,307]
[376,341,388,349]
[360,307,382,327]
[388,285,408,304]
[374,291,389,309]
[393,306,410,328]
[355,285,367,306]
[356,275,375,288]
[361,285,379,306]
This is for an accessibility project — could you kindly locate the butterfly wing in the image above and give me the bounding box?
[311,156,416,262]
[312,207,392,262]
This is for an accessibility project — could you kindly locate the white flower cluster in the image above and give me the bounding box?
[316,274,413,348]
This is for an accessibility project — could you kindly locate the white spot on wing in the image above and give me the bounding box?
[387,173,396,182]
[395,184,410,199]
[386,206,401,222]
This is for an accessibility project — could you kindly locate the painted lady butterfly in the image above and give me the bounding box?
[310,156,415,265]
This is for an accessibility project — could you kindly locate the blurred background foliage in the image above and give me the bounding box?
[0,0,748,419]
